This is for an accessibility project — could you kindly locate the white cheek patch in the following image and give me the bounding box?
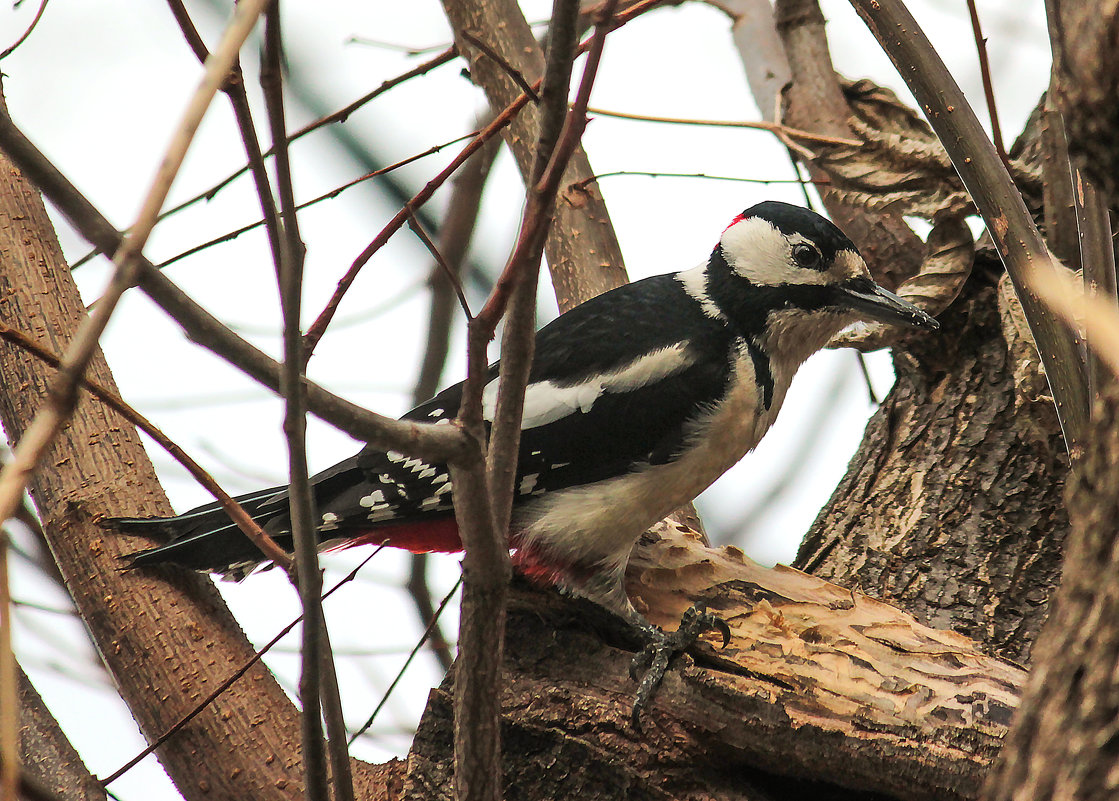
[482,342,695,429]
[720,218,830,286]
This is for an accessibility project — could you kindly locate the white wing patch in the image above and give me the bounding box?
[481,342,696,430]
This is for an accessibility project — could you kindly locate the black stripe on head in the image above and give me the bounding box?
[704,247,851,337]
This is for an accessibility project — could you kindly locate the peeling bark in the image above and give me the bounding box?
[404,524,1023,801]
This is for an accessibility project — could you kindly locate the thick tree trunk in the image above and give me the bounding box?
[796,262,1070,664]
[0,136,396,800]
[984,385,1119,800]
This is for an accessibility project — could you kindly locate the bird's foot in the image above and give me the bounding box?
[628,603,730,730]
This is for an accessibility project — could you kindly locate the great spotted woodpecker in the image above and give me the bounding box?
[116,201,936,717]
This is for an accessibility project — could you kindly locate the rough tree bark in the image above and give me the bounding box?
[403,523,1023,801]
[17,665,104,801]
[0,133,397,799]
[796,262,1070,664]
[983,386,1119,799]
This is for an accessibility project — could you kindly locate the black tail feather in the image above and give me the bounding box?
[106,485,292,576]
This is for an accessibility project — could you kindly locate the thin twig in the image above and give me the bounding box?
[964,0,1009,169]
[0,0,49,61]
[348,576,462,743]
[261,10,337,801]
[99,549,383,787]
[573,169,828,189]
[407,213,473,319]
[583,105,862,145]
[461,30,540,102]
[0,0,274,536]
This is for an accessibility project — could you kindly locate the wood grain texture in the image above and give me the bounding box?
[405,522,1023,801]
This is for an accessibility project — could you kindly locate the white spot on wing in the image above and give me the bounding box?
[428,408,445,417]
[386,451,405,463]
[519,473,539,494]
[359,490,385,507]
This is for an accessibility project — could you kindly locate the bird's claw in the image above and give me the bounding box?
[628,603,730,730]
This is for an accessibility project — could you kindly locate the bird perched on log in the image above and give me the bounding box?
[113,201,938,722]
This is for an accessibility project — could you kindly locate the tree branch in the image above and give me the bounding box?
[409,523,1025,801]
[846,0,1090,457]
[0,103,470,466]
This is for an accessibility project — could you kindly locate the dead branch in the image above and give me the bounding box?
[407,523,1023,801]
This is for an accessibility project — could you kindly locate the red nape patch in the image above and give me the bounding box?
[333,517,464,555]
[722,212,749,234]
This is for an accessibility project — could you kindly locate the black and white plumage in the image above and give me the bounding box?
[117,201,937,632]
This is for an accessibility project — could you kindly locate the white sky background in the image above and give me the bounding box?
[1,1,1049,798]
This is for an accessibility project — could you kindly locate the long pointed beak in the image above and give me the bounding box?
[839,279,939,330]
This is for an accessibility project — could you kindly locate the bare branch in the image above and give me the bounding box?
[0,0,49,61]
[964,0,1008,168]
[0,104,470,464]
[261,9,339,800]
[0,0,274,539]
[846,0,1090,457]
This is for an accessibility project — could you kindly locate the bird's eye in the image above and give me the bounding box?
[792,244,822,269]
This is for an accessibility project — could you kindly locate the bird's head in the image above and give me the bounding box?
[701,201,937,359]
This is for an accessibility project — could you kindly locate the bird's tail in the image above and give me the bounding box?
[110,486,293,580]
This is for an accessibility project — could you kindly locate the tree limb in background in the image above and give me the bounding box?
[261,8,339,801]
[847,0,1090,458]
[441,0,631,310]
[408,127,501,674]
[17,665,104,801]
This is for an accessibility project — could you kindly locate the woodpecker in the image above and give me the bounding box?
[116,201,936,718]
